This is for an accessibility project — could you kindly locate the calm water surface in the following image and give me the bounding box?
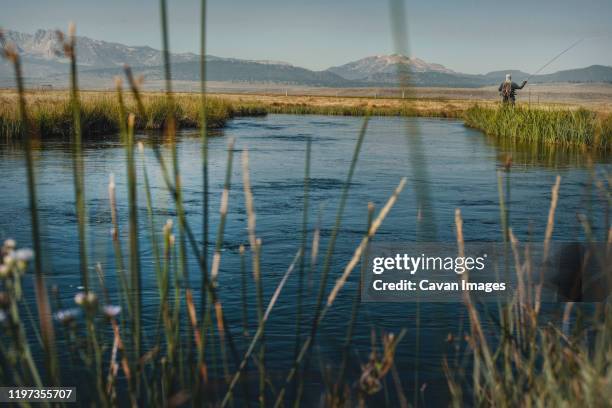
[0,115,608,403]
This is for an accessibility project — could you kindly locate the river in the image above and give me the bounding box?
[0,114,608,404]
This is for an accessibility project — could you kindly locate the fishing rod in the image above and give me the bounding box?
[524,34,612,82]
[525,38,585,82]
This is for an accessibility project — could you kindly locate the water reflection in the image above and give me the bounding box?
[2,119,608,172]
[485,133,608,169]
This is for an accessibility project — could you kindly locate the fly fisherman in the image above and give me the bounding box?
[499,74,527,105]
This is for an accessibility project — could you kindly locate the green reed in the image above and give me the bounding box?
[263,103,461,118]
[0,48,44,396]
[292,116,369,406]
[200,0,210,323]
[60,25,90,291]
[274,115,369,404]
[153,140,252,402]
[0,240,44,389]
[334,202,374,404]
[0,93,265,140]
[293,137,311,380]
[0,31,60,387]
[128,114,143,374]
[209,138,235,387]
[1,1,611,406]
[464,105,611,148]
[239,244,248,338]
[220,250,303,408]
[0,11,414,408]
[241,148,266,406]
[448,205,611,407]
[5,92,612,150]
[273,178,408,408]
[138,142,163,297]
[114,80,143,375]
[0,91,468,142]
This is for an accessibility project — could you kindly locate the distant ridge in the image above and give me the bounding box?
[79,59,356,87]
[1,29,611,88]
[2,28,200,68]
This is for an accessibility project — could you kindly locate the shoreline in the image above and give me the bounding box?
[1,90,610,147]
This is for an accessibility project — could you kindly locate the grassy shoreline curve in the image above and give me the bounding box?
[0,91,267,138]
[1,90,611,147]
[464,105,611,149]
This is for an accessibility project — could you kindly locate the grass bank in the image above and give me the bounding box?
[258,97,467,118]
[1,91,610,148]
[0,90,470,140]
[464,105,612,149]
[0,91,266,138]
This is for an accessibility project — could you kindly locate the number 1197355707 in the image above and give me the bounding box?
[0,387,76,402]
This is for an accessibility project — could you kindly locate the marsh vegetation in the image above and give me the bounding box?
[464,105,611,148]
[0,91,266,139]
[2,90,610,149]
[0,1,610,406]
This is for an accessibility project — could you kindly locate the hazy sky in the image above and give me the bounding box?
[2,0,611,73]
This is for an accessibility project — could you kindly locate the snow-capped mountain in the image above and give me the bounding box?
[2,29,200,68]
[2,29,610,88]
[327,54,455,81]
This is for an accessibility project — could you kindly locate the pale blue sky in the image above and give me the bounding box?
[2,0,611,73]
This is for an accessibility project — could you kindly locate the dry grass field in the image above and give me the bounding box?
[137,81,612,113]
[3,81,612,113]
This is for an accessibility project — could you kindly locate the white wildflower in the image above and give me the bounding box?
[103,305,121,318]
[14,248,34,262]
[53,308,80,324]
[3,253,15,266]
[0,264,9,278]
[75,292,98,313]
[74,292,86,305]
[3,239,16,250]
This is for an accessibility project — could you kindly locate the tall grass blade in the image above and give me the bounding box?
[275,177,406,407]
[0,31,59,386]
[293,137,311,395]
[221,250,302,407]
[63,24,90,290]
[241,149,266,406]
[200,0,210,321]
[336,202,374,399]
[126,113,142,369]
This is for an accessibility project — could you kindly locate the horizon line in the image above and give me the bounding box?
[2,27,610,76]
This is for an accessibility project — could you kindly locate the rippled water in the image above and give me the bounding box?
[0,115,609,403]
